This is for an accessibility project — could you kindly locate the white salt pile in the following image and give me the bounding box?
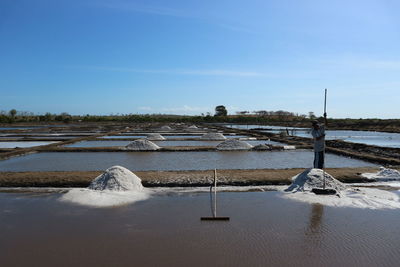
[146,133,166,141]
[201,132,227,140]
[285,168,346,193]
[160,125,172,130]
[125,139,160,151]
[88,166,144,191]
[216,139,253,150]
[188,125,198,129]
[362,167,400,181]
[282,168,400,209]
[60,166,150,207]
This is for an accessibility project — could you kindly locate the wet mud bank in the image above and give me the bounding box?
[0,167,379,187]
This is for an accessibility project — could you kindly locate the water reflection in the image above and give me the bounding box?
[306,204,324,235]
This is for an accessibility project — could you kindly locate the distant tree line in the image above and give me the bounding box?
[1,109,399,131]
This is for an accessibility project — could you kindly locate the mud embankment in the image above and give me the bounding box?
[0,167,379,187]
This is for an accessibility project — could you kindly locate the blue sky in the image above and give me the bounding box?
[1,0,399,118]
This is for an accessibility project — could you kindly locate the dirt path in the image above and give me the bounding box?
[0,167,380,187]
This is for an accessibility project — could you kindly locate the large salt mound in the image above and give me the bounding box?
[285,168,346,193]
[201,132,227,140]
[146,133,166,141]
[362,167,400,181]
[216,139,253,150]
[89,166,143,191]
[60,166,150,207]
[125,139,160,151]
[282,168,400,209]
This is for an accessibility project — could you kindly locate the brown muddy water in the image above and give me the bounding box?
[0,190,399,267]
[0,151,376,172]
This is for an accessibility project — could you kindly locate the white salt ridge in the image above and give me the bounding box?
[125,139,160,151]
[216,139,253,150]
[146,133,166,141]
[362,167,400,181]
[60,166,150,207]
[201,132,227,140]
[282,168,400,209]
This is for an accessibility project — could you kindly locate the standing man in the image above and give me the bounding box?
[311,114,327,169]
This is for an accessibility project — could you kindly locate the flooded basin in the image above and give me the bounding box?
[265,129,400,148]
[0,151,376,172]
[0,190,399,266]
[223,124,400,148]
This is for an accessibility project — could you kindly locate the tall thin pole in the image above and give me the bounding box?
[323,89,327,189]
[214,169,217,217]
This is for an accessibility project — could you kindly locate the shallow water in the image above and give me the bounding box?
[0,151,376,172]
[223,124,400,148]
[0,190,399,267]
[65,140,285,148]
[0,141,58,148]
[267,129,400,148]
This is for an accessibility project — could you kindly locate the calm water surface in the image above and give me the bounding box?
[224,124,400,148]
[0,151,376,172]
[0,191,399,267]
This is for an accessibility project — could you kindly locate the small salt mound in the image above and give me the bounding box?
[216,139,253,150]
[188,125,198,129]
[146,133,166,141]
[89,166,143,191]
[252,144,272,150]
[60,166,150,207]
[285,168,346,193]
[160,125,172,130]
[125,139,160,151]
[362,167,400,181]
[201,132,227,140]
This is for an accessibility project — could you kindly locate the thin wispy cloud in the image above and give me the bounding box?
[68,65,268,77]
[94,1,255,34]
